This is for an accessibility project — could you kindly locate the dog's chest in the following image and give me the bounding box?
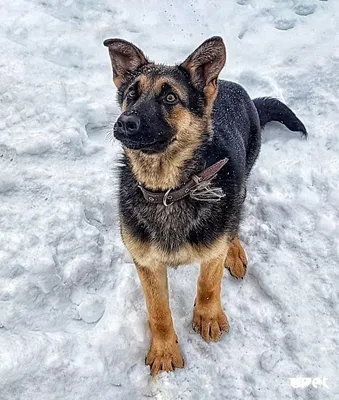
[119,165,232,255]
[121,197,229,267]
[137,199,207,250]
[120,182,214,249]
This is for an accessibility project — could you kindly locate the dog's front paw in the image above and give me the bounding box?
[193,302,229,342]
[145,337,184,376]
[225,237,247,279]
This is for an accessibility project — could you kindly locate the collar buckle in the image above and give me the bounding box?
[163,188,174,207]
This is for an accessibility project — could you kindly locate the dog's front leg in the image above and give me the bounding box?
[193,255,229,342]
[225,236,247,279]
[135,262,184,376]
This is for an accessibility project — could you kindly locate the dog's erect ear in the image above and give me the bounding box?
[180,36,226,90]
[103,38,149,88]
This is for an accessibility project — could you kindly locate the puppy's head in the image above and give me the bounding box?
[103,37,226,155]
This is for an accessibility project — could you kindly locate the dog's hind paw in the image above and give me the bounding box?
[225,237,247,279]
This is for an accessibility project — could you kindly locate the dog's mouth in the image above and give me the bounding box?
[116,134,176,154]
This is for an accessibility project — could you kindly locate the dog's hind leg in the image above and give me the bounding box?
[225,237,247,279]
[135,262,184,376]
[193,255,229,342]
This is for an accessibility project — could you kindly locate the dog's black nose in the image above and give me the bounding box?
[116,114,140,136]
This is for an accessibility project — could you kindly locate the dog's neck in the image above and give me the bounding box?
[123,119,213,191]
[125,146,202,191]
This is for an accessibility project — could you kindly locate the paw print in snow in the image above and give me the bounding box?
[294,1,317,16]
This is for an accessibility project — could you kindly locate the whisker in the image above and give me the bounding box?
[105,131,115,143]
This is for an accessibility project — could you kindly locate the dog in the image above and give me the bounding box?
[103,36,307,376]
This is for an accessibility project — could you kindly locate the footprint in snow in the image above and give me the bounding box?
[273,0,318,31]
[294,1,317,16]
[274,12,296,31]
[78,295,106,324]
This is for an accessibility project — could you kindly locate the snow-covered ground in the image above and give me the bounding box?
[1,0,338,399]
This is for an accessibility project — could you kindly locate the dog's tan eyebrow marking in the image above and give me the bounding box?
[153,77,187,101]
[123,74,149,98]
[137,74,149,91]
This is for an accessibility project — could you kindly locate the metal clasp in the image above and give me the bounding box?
[163,189,174,207]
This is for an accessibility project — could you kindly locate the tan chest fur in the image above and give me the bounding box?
[121,222,229,268]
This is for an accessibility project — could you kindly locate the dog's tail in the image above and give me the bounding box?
[253,97,307,137]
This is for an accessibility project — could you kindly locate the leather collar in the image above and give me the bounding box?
[138,158,228,206]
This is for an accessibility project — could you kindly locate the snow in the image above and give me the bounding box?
[0,0,338,399]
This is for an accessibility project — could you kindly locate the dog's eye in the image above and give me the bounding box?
[127,90,136,99]
[164,93,178,104]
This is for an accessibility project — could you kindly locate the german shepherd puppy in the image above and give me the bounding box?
[103,36,307,376]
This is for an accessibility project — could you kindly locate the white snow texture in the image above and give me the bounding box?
[0,0,338,399]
